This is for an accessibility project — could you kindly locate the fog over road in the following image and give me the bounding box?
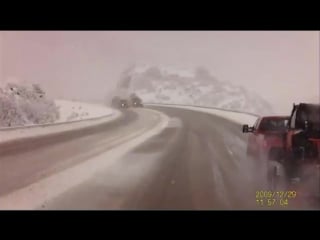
[3,105,310,210]
[39,106,268,210]
[0,109,160,197]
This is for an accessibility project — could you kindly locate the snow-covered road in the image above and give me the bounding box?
[0,108,169,209]
[2,103,292,210]
[35,105,266,210]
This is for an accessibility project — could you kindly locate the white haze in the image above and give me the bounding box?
[0,31,318,115]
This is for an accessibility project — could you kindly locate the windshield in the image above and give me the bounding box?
[1,31,318,211]
[258,118,288,131]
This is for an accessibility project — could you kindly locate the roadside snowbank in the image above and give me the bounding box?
[55,100,113,122]
[0,109,170,210]
[146,103,258,126]
[0,100,120,143]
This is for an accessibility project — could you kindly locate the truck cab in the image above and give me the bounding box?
[285,103,320,169]
[243,116,289,161]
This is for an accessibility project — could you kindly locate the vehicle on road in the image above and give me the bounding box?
[129,93,143,107]
[111,96,129,109]
[243,115,290,190]
[245,103,320,198]
[242,116,289,161]
[119,99,129,108]
[111,93,143,109]
[282,103,320,184]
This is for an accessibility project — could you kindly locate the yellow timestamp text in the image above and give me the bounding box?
[256,198,290,207]
[255,191,297,208]
[256,191,297,199]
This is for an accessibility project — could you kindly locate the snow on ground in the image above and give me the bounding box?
[118,65,273,116]
[55,100,113,122]
[0,109,170,210]
[0,100,120,143]
[146,103,258,126]
[204,108,258,126]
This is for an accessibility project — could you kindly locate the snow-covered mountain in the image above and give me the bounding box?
[116,65,273,115]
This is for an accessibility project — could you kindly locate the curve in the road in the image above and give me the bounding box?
[0,108,168,201]
[40,106,270,210]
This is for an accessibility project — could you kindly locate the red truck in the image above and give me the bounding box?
[242,116,289,161]
[244,104,320,201]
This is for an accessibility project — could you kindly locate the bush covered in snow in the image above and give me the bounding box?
[0,83,60,127]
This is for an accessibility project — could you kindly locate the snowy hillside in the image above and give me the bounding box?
[116,65,273,115]
[0,82,59,127]
[0,101,117,144]
[0,81,116,128]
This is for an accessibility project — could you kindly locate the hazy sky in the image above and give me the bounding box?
[0,31,318,114]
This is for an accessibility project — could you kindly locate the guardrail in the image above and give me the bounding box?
[0,110,121,150]
[0,112,114,131]
[144,102,260,117]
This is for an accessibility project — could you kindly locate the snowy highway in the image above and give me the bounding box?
[0,104,272,210]
[39,106,267,210]
[0,108,169,209]
[0,31,317,210]
[2,104,313,210]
